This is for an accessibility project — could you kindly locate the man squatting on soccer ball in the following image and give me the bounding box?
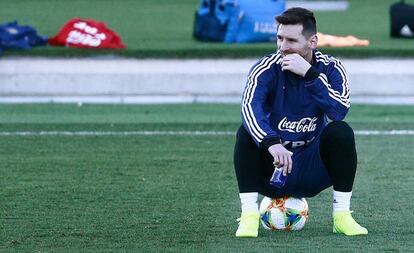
[234,7,368,237]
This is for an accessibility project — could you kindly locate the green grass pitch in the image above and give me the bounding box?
[1,104,414,252]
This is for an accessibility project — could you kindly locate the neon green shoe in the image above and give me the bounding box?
[333,211,368,236]
[235,211,260,238]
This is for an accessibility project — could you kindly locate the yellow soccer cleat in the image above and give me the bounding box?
[235,211,260,238]
[333,210,368,236]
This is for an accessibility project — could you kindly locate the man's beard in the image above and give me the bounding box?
[280,49,306,57]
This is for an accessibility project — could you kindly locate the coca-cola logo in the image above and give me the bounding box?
[277,117,318,133]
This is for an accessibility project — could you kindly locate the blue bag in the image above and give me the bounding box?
[193,0,230,41]
[193,0,286,43]
[0,20,47,54]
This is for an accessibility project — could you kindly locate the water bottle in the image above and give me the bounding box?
[270,166,287,188]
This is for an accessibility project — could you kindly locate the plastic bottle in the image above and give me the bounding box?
[270,166,287,188]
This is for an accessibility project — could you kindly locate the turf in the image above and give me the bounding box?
[1,0,414,58]
[1,104,414,252]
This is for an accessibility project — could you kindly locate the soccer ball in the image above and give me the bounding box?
[259,196,309,231]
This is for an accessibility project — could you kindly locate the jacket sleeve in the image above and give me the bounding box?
[304,59,350,121]
[241,55,281,148]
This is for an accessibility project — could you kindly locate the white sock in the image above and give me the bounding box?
[240,192,259,212]
[333,190,352,214]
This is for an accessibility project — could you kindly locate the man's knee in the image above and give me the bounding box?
[320,121,355,146]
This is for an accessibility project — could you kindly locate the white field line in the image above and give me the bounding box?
[0,131,234,136]
[0,130,414,136]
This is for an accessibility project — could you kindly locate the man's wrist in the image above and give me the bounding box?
[304,66,320,81]
[260,136,282,149]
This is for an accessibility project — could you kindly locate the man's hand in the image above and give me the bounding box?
[267,144,293,176]
[281,53,311,77]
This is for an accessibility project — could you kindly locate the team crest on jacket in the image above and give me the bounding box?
[278,117,318,133]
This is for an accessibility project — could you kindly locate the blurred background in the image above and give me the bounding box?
[0,0,413,57]
[1,0,414,104]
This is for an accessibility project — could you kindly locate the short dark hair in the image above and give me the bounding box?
[275,7,317,38]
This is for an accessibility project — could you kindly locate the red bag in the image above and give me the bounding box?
[48,18,125,49]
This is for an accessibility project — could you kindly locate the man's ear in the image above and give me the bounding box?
[309,34,318,49]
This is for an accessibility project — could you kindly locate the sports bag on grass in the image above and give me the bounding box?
[48,18,125,48]
[194,0,286,43]
[390,0,414,38]
[0,20,47,54]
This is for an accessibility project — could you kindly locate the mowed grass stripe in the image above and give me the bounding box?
[1,130,414,136]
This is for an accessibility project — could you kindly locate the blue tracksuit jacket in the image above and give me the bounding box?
[241,49,350,150]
